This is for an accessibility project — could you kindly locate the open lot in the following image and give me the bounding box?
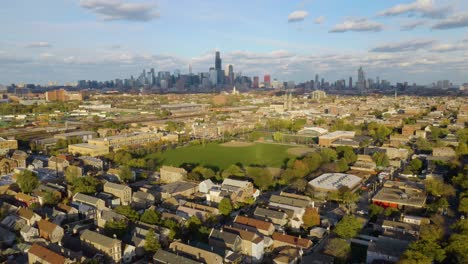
[149,142,293,170]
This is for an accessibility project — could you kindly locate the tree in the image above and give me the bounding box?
[334,215,362,239]
[162,219,179,240]
[336,158,349,172]
[384,207,400,218]
[408,159,423,175]
[115,205,140,222]
[372,152,389,167]
[336,146,357,164]
[16,170,39,193]
[445,233,468,263]
[303,152,322,172]
[321,148,338,163]
[424,179,455,197]
[419,224,444,242]
[218,198,233,216]
[185,216,210,242]
[399,250,433,264]
[65,165,81,183]
[104,219,127,239]
[324,238,350,264]
[248,167,273,191]
[43,191,61,206]
[302,207,320,229]
[144,229,161,253]
[369,204,384,219]
[456,142,468,156]
[70,176,99,194]
[222,165,244,178]
[459,197,468,214]
[290,178,308,192]
[415,138,432,152]
[406,239,446,263]
[118,166,133,183]
[273,132,283,142]
[341,191,358,208]
[56,139,68,149]
[141,209,161,225]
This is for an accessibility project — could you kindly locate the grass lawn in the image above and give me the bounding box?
[148,142,294,170]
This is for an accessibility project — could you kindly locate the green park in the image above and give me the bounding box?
[147,142,297,170]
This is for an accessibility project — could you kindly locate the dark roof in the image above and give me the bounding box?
[158,181,198,194]
[153,249,201,264]
[209,229,240,246]
[270,194,310,208]
[254,207,287,220]
[367,236,410,257]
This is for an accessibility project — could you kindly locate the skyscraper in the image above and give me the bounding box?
[215,51,221,70]
[264,74,271,87]
[349,77,352,89]
[315,74,319,89]
[253,76,259,88]
[228,65,234,85]
[357,66,366,93]
[214,51,223,85]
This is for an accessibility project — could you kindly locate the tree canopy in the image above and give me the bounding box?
[302,207,320,229]
[16,170,39,194]
[141,209,161,225]
[144,229,161,253]
[115,205,140,222]
[218,198,233,216]
[334,215,362,239]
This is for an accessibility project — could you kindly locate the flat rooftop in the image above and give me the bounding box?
[69,143,108,150]
[319,131,355,139]
[309,173,362,191]
[372,186,426,208]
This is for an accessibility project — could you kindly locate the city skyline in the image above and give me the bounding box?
[1,0,468,85]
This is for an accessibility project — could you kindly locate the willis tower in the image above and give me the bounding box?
[215,51,224,85]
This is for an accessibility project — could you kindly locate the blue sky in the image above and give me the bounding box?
[1,0,467,85]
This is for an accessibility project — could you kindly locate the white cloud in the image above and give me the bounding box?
[378,0,451,19]
[1,47,467,85]
[288,10,309,22]
[371,39,435,52]
[430,43,467,52]
[400,20,426,31]
[432,12,468,30]
[329,18,383,33]
[25,42,52,48]
[80,0,160,22]
[314,16,325,24]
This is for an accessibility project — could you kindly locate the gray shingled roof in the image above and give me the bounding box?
[153,249,201,264]
[81,230,120,249]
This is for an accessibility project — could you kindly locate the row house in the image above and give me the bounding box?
[103,181,132,206]
[72,192,106,218]
[234,215,275,237]
[176,201,219,221]
[268,193,313,229]
[223,226,265,263]
[38,219,65,243]
[169,241,224,264]
[253,207,288,227]
[80,230,122,263]
[28,243,71,264]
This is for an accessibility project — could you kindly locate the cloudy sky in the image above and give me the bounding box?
[1,0,468,85]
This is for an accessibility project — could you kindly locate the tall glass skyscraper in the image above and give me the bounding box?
[215,51,222,70]
[357,66,366,93]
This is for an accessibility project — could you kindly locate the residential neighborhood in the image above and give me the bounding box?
[0,91,466,264]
